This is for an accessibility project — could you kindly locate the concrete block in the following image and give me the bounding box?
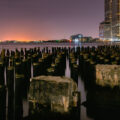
[29,76,78,113]
[96,65,120,87]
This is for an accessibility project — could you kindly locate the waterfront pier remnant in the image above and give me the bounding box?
[96,65,120,87]
[29,76,80,114]
[0,85,6,120]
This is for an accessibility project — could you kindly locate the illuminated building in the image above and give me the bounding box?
[99,0,112,41]
[82,37,93,42]
[99,21,112,41]
[99,22,105,40]
[70,34,93,43]
[105,0,112,23]
[112,0,120,41]
[99,0,120,41]
[70,34,83,43]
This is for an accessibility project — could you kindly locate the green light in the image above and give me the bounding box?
[56,40,59,42]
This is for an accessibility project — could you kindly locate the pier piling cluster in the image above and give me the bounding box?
[0,45,120,120]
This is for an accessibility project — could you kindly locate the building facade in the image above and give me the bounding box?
[70,34,93,42]
[99,21,112,41]
[99,22,105,40]
[105,0,112,23]
[99,0,120,41]
[70,34,83,42]
[82,37,93,42]
[112,0,120,40]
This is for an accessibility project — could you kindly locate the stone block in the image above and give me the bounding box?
[29,76,78,113]
[96,65,120,87]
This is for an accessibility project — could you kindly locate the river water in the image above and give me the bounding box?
[1,43,120,120]
[65,58,93,120]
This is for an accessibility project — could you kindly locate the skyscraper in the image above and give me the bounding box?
[99,0,120,41]
[112,0,120,40]
[105,0,112,23]
[99,0,112,41]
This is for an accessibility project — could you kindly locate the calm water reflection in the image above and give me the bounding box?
[65,59,93,120]
[78,77,93,120]
[1,43,120,120]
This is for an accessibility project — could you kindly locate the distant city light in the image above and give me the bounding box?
[109,38,120,42]
[75,38,79,43]
[69,40,72,42]
[78,35,82,38]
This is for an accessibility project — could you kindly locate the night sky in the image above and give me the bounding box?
[0,0,104,41]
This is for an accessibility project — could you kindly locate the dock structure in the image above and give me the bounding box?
[0,85,6,120]
[79,45,120,88]
[96,65,120,87]
[29,76,80,119]
[1,45,120,119]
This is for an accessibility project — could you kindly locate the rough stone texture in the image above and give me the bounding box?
[96,65,120,87]
[29,76,78,113]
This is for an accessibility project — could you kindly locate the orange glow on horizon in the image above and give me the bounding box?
[2,34,30,41]
[0,25,66,41]
[2,36,50,42]
[1,26,50,41]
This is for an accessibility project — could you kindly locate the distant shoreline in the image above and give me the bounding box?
[0,42,119,51]
[0,41,119,46]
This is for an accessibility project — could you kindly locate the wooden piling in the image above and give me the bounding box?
[0,62,4,85]
[15,74,24,120]
[6,67,14,120]
[0,85,6,120]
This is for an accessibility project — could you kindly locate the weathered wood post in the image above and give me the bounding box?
[15,74,24,120]
[71,64,78,83]
[71,91,81,120]
[22,59,31,98]
[6,67,14,120]
[47,68,55,76]
[33,62,40,77]
[0,62,5,85]
[0,85,6,120]
[15,62,22,74]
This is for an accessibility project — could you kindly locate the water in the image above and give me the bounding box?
[65,58,93,120]
[0,42,112,52]
[1,43,120,120]
[78,77,92,120]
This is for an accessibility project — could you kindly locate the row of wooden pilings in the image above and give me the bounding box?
[69,53,78,83]
[0,47,69,120]
[78,45,120,88]
[1,45,120,120]
[65,45,120,86]
[46,52,66,76]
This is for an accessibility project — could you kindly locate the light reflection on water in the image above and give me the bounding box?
[0,42,111,52]
[23,100,29,118]
[78,76,93,120]
[65,58,93,120]
[1,43,120,120]
[65,59,71,78]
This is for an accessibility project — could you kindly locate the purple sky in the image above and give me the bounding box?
[0,0,104,41]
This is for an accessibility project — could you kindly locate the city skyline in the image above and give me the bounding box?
[0,0,104,41]
[100,0,120,41]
